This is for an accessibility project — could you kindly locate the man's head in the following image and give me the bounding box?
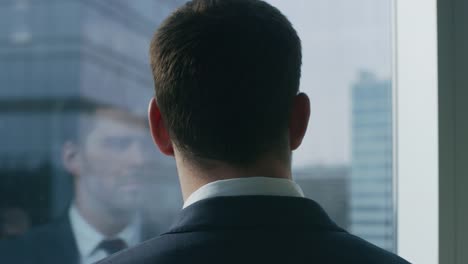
[63,107,147,216]
[149,0,309,170]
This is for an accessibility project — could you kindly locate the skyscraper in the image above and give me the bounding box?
[350,72,394,251]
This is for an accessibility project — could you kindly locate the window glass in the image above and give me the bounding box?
[268,0,395,251]
[0,0,395,262]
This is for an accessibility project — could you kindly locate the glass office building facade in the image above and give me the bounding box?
[350,72,394,251]
[0,0,182,227]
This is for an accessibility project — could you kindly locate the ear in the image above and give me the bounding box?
[289,93,310,151]
[148,98,174,156]
[62,141,81,177]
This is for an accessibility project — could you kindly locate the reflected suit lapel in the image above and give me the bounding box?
[35,217,80,264]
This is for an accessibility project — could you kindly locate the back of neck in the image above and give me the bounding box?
[175,155,292,202]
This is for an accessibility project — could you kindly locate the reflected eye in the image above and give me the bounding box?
[102,137,133,151]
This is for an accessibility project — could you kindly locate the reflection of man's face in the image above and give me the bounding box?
[75,110,146,215]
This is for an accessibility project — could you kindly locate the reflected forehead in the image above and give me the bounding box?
[93,118,143,136]
[80,109,147,140]
[94,108,146,127]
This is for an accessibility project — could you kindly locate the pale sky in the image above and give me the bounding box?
[266,0,393,168]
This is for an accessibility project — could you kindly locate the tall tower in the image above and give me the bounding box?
[350,72,394,251]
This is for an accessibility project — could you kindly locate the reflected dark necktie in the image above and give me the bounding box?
[98,238,128,255]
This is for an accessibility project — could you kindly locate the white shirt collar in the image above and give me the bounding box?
[183,176,305,209]
[69,205,141,264]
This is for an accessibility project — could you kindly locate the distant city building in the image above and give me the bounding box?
[293,166,350,229]
[350,72,394,251]
[0,0,182,225]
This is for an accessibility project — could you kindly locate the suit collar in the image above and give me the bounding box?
[166,196,345,234]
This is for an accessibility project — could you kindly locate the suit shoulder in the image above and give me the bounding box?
[97,233,179,264]
[0,227,47,263]
[325,231,410,264]
[0,220,77,264]
[99,230,411,264]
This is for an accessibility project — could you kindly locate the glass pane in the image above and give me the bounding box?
[0,1,184,263]
[267,0,395,251]
[0,0,395,262]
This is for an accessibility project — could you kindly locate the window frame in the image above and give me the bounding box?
[393,0,439,263]
[394,0,468,263]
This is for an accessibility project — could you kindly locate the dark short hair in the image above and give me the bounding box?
[150,0,302,166]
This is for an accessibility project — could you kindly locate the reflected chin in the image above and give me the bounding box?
[111,191,143,212]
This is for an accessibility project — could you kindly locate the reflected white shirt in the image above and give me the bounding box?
[69,205,141,264]
[183,176,305,209]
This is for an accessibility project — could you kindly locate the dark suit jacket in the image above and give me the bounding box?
[99,196,410,264]
[0,217,80,264]
[0,213,159,264]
